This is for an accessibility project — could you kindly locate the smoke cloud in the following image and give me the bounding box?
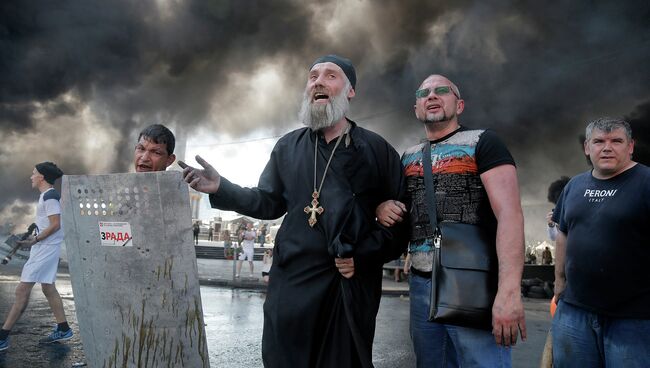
[1,1,648,240]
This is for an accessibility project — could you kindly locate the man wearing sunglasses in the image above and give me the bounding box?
[377,75,526,367]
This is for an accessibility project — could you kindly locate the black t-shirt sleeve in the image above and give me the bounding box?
[475,129,515,174]
[637,167,650,213]
[553,184,568,233]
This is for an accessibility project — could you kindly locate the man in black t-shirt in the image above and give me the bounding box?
[377,74,526,367]
[552,117,650,367]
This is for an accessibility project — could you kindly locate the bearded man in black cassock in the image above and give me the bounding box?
[181,55,409,368]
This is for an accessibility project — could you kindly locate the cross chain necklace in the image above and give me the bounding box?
[304,123,350,227]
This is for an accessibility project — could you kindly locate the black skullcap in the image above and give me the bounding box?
[35,162,63,185]
[310,54,356,89]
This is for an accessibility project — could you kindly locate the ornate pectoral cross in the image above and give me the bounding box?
[304,191,324,227]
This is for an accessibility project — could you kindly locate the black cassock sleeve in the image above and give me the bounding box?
[208,146,287,220]
[331,131,410,270]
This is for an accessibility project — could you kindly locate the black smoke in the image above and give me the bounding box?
[0,1,649,236]
[627,102,650,165]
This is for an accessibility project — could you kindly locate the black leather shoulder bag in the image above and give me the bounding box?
[422,141,498,330]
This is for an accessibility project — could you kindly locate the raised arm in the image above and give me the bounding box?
[181,152,286,220]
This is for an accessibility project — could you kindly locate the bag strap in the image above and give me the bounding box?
[422,141,441,317]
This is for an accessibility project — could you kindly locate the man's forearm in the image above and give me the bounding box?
[547,225,558,241]
[554,231,567,296]
[35,215,61,243]
[209,177,286,220]
[495,212,525,292]
[35,226,57,242]
[480,165,524,292]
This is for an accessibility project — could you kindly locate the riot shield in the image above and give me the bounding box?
[61,171,209,367]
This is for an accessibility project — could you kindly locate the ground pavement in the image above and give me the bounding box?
[0,258,552,367]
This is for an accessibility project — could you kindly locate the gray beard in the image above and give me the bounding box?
[299,89,350,131]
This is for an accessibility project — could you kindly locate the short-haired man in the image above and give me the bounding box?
[377,74,526,367]
[134,124,176,172]
[180,55,409,367]
[0,162,73,351]
[552,118,650,367]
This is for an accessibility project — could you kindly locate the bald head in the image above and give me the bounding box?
[418,75,461,99]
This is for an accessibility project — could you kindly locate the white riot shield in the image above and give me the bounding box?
[61,171,209,368]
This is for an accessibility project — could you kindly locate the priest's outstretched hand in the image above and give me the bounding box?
[179,155,222,194]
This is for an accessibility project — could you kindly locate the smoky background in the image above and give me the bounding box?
[1,0,648,244]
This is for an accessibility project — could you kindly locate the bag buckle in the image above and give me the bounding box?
[433,234,441,249]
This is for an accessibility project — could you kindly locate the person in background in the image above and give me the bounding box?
[0,162,73,351]
[552,118,650,367]
[262,248,273,283]
[259,224,268,247]
[545,176,570,242]
[236,222,256,278]
[192,222,200,245]
[222,230,232,259]
[542,247,553,265]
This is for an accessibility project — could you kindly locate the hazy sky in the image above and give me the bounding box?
[1,0,649,243]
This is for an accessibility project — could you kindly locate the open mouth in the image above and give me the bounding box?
[311,88,330,102]
[426,104,441,111]
[312,91,330,102]
[136,164,152,172]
